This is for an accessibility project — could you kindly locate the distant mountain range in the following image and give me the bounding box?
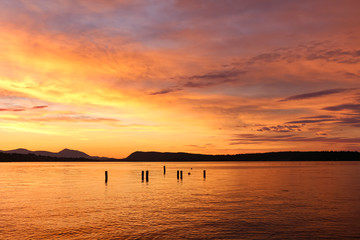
[0,148,360,162]
[0,148,124,161]
[0,148,93,159]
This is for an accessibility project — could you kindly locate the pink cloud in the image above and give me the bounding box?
[0,108,26,112]
[32,105,48,109]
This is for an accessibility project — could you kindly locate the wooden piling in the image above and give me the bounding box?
[163,166,166,175]
[146,170,149,182]
[180,170,183,179]
[203,170,206,179]
[177,170,179,179]
[142,171,144,181]
[105,171,108,183]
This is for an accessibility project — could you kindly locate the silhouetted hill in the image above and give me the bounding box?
[58,148,91,158]
[0,148,120,162]
[125,151,360,162]
[0,152,117,162]
[4,148,32,154]
[1,148,91,159]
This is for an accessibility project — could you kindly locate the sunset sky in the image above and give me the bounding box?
[0,0,359,158]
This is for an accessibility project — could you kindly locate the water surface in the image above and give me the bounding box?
[1,161,360,239]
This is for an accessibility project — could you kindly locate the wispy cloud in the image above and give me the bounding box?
[0,105,48,112]
[149,69,246,94]
[0,108,26,112]
[323,104,360,112]
[306,49,360,64]
[32,115,119,123]
[182,69,246,89]
[257,125,302,133]
[280,88,352,102]
[299,115,335,119]
[286,119,335,124]
[231,134,360,144]
[32,105,48,109]
[149,88,181,95]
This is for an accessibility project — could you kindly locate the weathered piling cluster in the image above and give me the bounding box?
[141,170,149,182]
[176,170,184,180]
[105,167,206,184]
[174,168,205,180]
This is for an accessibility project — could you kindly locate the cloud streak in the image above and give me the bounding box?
[280,88,352,102]
[231,134,360,144]
[149,88,181,95]
[0,106,48,112]
[257,125,302,133]
[323,104,360,112]
[0,108,26,112]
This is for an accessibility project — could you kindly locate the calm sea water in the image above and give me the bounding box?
[1,161,360,239]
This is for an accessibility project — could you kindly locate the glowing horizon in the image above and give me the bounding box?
[0,0,359,158]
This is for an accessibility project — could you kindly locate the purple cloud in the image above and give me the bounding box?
[149,88,181,95]
[280,88,352,102]
[323,104,360,112]
[286,119,335,124]
[231,134,360,145]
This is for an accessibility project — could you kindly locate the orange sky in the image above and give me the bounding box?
[0,0,359,158]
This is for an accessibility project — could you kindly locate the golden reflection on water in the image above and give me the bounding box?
[1,161,360,239]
